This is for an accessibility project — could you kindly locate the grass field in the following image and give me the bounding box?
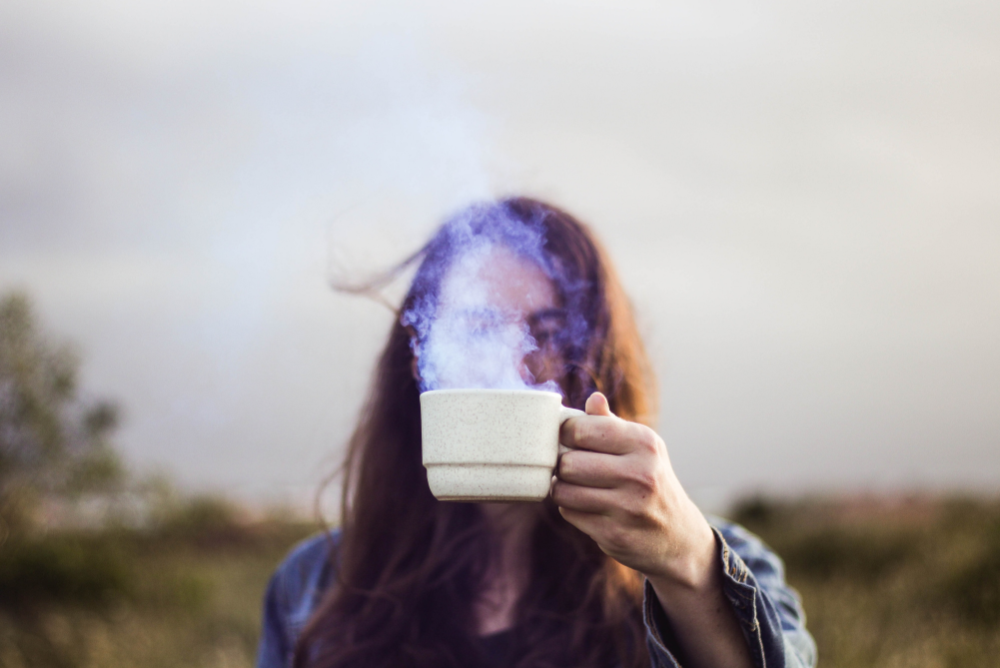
[2,495,998,667]
[0,498,317,668]
[731,495,1000,667]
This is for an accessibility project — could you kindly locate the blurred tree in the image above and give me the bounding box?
[0,291,124,538]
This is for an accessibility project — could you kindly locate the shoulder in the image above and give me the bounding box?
[266,530,341,641]
[274,529,341,587]
[257,530,341,668]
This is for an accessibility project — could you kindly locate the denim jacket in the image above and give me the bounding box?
[256,517,816,668]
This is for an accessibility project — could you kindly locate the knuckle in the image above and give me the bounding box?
[636,428,659,454]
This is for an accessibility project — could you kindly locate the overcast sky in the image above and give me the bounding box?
[2,0,998,511]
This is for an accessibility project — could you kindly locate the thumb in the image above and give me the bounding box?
[585,391,614,417]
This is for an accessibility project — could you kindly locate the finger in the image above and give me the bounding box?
[585,391,614,417]
[560,415,633,455]
[551,480,618,514]
[557,449,621,488]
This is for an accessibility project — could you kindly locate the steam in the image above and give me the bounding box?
[401,204,565,394]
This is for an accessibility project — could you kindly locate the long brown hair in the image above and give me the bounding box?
[294,198,657,668]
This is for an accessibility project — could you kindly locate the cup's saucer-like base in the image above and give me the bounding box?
[435,495,542,503]
[426,463,552,503]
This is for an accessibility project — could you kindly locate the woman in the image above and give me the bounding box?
[256,198,816,668]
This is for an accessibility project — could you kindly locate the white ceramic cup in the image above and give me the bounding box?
[420,388,585,502]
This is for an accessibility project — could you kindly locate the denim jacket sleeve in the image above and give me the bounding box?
[642,518,816,668]
[256,531,339,668]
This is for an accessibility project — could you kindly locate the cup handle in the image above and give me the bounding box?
[557,406,586,454]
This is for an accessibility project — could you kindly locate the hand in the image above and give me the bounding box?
[552,392,715,590]
[553,392,755,668]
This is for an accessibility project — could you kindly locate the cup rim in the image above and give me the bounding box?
[420,388,562,399]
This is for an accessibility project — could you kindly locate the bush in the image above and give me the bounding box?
[779,528,917,580]
[152,494,258,547]
[731,494,785,528]
[0,534,133,609]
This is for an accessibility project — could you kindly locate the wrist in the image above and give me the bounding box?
[646,518,718,596]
